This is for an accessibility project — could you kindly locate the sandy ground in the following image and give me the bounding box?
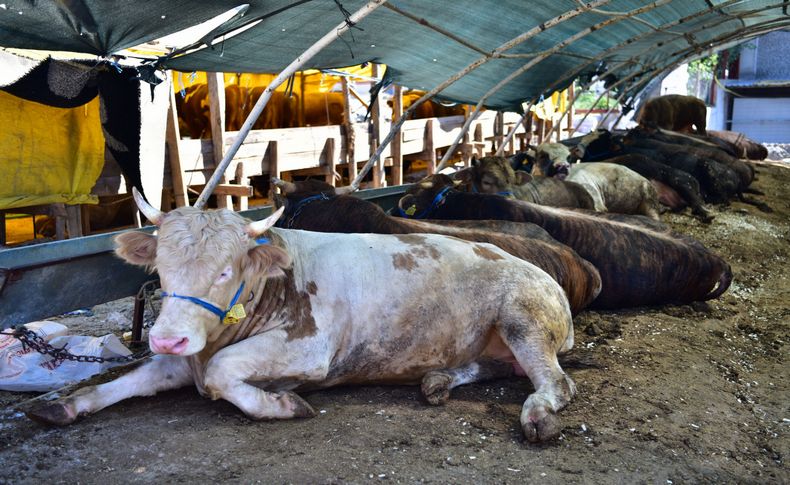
[1,162,788,484]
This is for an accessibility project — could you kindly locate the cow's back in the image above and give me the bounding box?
[268,228,571,385]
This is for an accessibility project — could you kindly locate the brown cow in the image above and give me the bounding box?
[271,178,601,315]
[395,174,732,310]
[638,94,707,135]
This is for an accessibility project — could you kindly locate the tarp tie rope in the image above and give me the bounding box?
[334,0,363,58]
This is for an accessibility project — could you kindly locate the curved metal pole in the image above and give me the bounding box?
[194,0,388,209]
[348,0,612,190]
[434,0,672,172]
[547,0,786,139]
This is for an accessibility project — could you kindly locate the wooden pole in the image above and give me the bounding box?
[165,72,188,207]
[194,0,389,209]
[341,76,356,182]
[390,84,403,185]
[206,72,231,208]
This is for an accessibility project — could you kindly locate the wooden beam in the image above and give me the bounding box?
[425,119,436,175]
[390,85,403,185]
[323,137,338,186]
[267,141,280,202]
[166,75,188,207]
[370,64,387,187]
[234,162,249,211]
[341,77,356,182]
[190,184,253,198]
[207,72,232,208]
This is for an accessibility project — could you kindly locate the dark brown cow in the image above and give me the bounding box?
[272,179,601,315]
[394,174,732,310]
[638,94,707,135]
[708,130,769,160]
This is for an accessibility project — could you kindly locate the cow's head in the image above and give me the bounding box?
[397,174,460,218]
[115,190,291,356]
[455,156,530,196]
[568,129,616,162]
[533,143,573,180]
[271,177,353,227]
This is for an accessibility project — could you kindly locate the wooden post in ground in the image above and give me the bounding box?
[207,72,231,209]
[341,76,356,183]
[370,64,386,187]
[390,84,403,185]
[166,75,188,207]
[323,138,338,186]
[494,111,504,154]
[234,162,249,211]
[425,119,437,174]
[267,141,280,202]
[565,83,575,140]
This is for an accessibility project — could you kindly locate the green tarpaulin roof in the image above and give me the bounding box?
[1,1,789,110]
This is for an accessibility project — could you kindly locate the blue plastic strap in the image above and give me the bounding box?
[162,281,245,323]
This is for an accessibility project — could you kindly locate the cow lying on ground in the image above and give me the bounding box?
[27,189,578,443]
[394,174,732,310]
[535,144,661,220]
[271,178,601,315]
[707,130,769,160]
[455,156,596,210]
[637,94,707,135]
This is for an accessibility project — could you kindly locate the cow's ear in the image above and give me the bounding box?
[245,245,292,279]
[453,168,472,184]
[115,232,157,268]
[514,170,532,185]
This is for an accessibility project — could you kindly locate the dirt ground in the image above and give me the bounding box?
[1,162,788,484]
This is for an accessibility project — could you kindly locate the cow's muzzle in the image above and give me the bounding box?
[553,162,570,181]
[150,336,190,355]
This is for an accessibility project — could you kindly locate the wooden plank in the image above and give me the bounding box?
[390,85,403,186]
[190,184,253,198]
[207,72,231,208]
[65,204,83,239]
[323,137,337,186]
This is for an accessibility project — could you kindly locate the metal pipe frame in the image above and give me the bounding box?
[194,0,388,209]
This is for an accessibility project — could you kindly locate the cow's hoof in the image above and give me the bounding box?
[25,401,78,426]
[281,391,316,418]
[521,411,561,443]
[421,372,452,406]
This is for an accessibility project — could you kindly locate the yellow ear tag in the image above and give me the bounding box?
[405,204,417,216]
[223,304,246,325]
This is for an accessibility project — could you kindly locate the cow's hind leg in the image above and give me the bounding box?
[421,359,514,405]
[496,312,575,443]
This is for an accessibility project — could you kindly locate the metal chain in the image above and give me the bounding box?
[136,279,161,329]
[0,327,151,364]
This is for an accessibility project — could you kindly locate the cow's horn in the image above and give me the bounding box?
[418,180,434,189]
[271,177,297,194]
[335,184,354,195]
[132,187,164,226]
[246,206,285,237]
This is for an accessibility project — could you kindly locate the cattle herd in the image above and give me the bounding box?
[25,95,772,445]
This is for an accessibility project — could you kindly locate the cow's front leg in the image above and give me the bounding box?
[202,334,322,420]
[26,355,193,425]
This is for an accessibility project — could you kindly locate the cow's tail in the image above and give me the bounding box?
[704,261,733,301]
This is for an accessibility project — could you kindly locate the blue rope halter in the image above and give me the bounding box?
[159,237,270,324]
[396,186,453,219]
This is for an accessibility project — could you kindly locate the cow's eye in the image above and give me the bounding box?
[216,266,233,284]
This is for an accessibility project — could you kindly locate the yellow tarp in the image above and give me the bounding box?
[0,90,103,210]
[530,89,568,122]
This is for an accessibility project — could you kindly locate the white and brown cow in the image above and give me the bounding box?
[26,190,577,443]
[537,143,661,220]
